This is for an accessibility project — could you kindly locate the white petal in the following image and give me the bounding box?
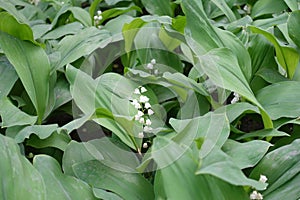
[97,10,102,15]
[134,88,140,94]
[97,15,103,21]
[154,69,159,75]
[140,87,147,93]
[93,16,98,20]
[135,115,140,121]
[148,109,154,115]
[146,63,153,70]
[259,174,268,183]
[131,99,138,105]
[139,95,149,103]
[143,126,152,132]
[137,110,144,117]
[143,142,148,148]
[134,103,141,109]
[145,102,151,109]
[145,119,152,126]
[138,132,144,138]
[139,118,145,124]
[150,59,156,65]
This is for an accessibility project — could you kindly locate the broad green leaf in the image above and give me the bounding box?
[215,102,260,123]
[236,129,289,140]
[252,13,289,30]
[251,139,300,200]
[0,12,36,44]
[63,138,140,176]
[0,1,29,23]
[283,0,298,11]
[0,32,50,123]
[141,0,173,16]
[182,0,252,81]
[211,0,236,22]
[54,27,111,70]
[196,147,267,190]
[0,56,18,98]
[251,0,287,18]
[92,188,122,200]
[250,26,299,79]
[31,24,52,40]
[288,10,300,48]
[15,124,58,143]
[66,65,141,149]
[0,134,46,200]
[0,97,37,127]
[96,6,142,25]
[52,76,72,110]
[52,6,92,27]
[197,48,273,128]
[42,22,84,40]
[63,140,103,176]
[256,81,300,120]
[222,139,272,169]
[26,132,71,151]
[152,137,249,200]
[33,155,96,200]
[73,160,154,200]
[256,68,289,83]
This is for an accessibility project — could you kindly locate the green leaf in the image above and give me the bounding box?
[288,10,300,48]
[0,56,18,98]
[256,81,300,120]
[97,6,142,25]
[66,65,141,149]
[42,22,84,40]
[0,134,46,200]
[54,27,111,70]
[215,102,260,123]
[250,26,299,79]
[73,160,154,200]
[236,129,289,140]
[33,155,96,200]
[210,0,236,22]
[284,0,299,11]
[197,48,273,128]
[251,0,288,18]
[152,137,249,200]
[0,32,50,123]
[250,139,300,200]
[196,147,267,190]
[182,0,252,81]
[63,138,140,176]
[256,68,289,83]
[222,139,272,169]
[15,124,58,143]
[0,97,37,127]
[26,132,71,151]
[92,188,122,200]
[52,6,92,27]
[0,12,36,44]
[141,0,173,16]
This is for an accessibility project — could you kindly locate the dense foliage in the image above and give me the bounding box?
[0,0,300,199]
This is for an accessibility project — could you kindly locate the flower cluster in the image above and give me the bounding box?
[130,86,154,148]
[249,174,268,200]
[230,92,240,104]
[145,59,159,75]
[93,10,103,28]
